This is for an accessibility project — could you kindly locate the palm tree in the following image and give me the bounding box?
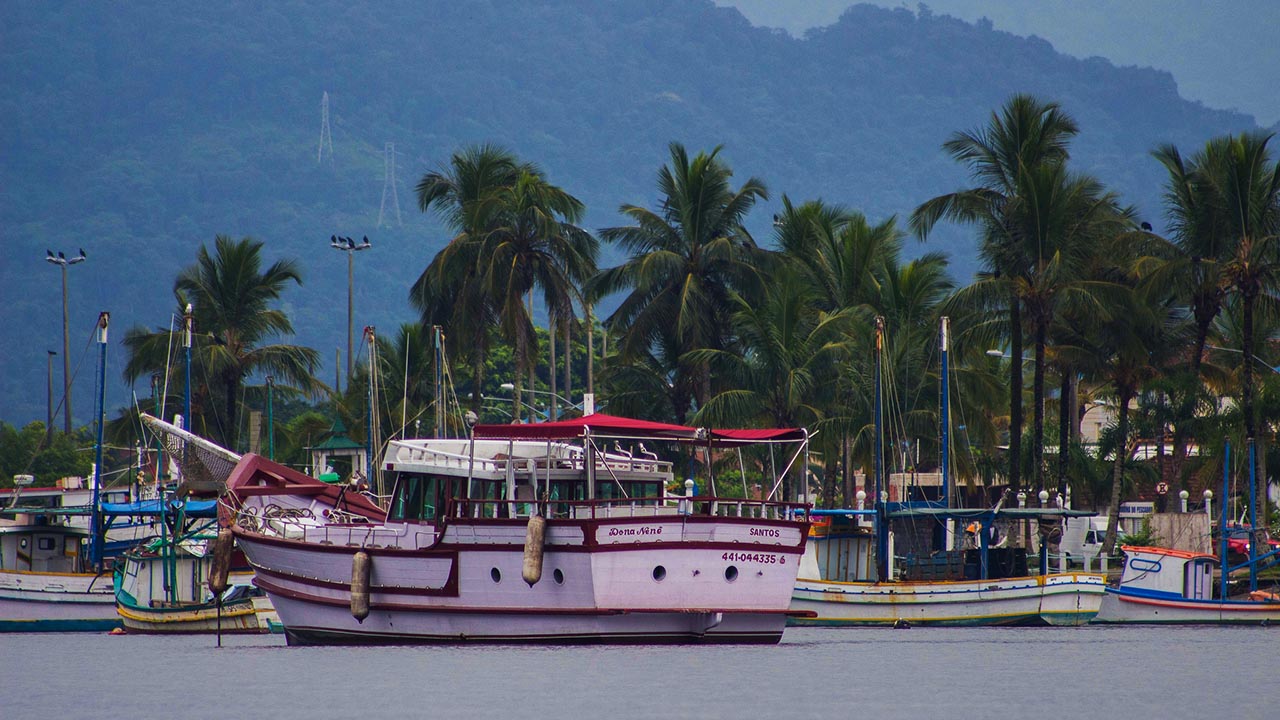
[911,93,1080,497]
[592,142,768,422]
[476,169,597,421]
[1148,141,1235,496]
[411,145,521,412]
[1095,273,1184,554]
[1205,133,1280,468]
[122,235,319,449]
[1007,164,1135,494]
[689,264,854,500]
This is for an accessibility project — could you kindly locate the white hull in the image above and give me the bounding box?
[1093,589,1280,625]
[791,573,1106,627]
[240,527,801,644]
[0,570,120,631]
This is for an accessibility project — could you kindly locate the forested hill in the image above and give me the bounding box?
[0,0,1258,424]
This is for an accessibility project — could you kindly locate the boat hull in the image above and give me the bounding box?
[790,573,1106,627]
[237,524,801,645]
[116,599,268,634]
[0,570,121,632]
[1092,588,1280,625]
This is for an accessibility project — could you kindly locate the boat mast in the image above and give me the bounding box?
[874,316,888,581]
[183,304,192,432]
[940,316,950,510]
[89,312,109,570]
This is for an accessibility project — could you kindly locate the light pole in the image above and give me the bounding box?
[330,235,372,383]
[266,375,275,461]
[45,248,86,433]
[499,382,579,420]
[46,351,56,444]
[1205,344,1280,375]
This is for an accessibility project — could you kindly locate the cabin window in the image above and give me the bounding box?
[37,537,56,551]
[388,473,442,522]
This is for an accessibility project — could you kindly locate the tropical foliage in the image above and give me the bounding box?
[67,93,1276,538]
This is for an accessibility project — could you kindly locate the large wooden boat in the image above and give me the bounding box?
[225,414,812,645]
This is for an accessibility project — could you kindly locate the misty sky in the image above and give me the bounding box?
[720,1,1280,126]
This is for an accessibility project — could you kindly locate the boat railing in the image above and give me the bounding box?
[386,440,674,477]
[443,495,808,521]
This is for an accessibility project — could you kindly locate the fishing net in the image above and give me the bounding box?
[140,414,241,496]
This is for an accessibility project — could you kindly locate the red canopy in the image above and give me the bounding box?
[472,413,807,445]
[472,413,700,441]
[710,427,808,443]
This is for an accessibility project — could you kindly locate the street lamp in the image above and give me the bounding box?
[499,382,579,420]
[45,248,86,433]
[330,235,372,384]
[1205,344,1280,375]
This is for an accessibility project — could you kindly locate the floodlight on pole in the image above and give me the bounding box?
[45,248,86,433]
[330,235,373,382]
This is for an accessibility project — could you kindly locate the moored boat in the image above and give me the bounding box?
[790,317,1105,627]
[0,520,118,632]
[791,510,1106,627]
[226,413,812,645]
[1092,439,1280,625]
[1092,545,1280,624]
[113,523,278,634]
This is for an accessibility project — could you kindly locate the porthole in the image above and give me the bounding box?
[652,565,667,582]
[491,567,501,583]
[725,565,739,583]
[553,568,564,585]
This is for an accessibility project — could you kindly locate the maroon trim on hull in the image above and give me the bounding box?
[253,573,798,616]
[251,559,461,598]
[283,626,783,646]
[233,525,805,557]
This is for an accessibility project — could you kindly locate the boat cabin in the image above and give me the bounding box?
[1118,546,1216,601]
[383,437,675,523]
[0,522,90,573]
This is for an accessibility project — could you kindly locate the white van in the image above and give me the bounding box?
[1061,516,1108,566]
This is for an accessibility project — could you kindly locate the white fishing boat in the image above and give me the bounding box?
[1092,440,1280,625]
[790,317,1105,627]
[1092,545,1280,624]
[0,313,121,632]
[0,519,118,632]
[791,509,1106,627]
[113,523,277,634]
[220,413,812,645]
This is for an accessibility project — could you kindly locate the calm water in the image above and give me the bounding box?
[1,626,1271,719]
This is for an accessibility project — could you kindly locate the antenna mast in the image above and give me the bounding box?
[318,91,334,165]
[378,142,402,227]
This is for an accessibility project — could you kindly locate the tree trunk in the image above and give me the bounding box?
[586,306,595,396]
[1103,387,1133,555]
[549,318,558,421]
[1169,312,1213,500]
[1033,320,1046,494]
[1241,286,1264,527]
[563,316,572,408]
[1009,296,1023,493]
[1057,369,1071,499]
